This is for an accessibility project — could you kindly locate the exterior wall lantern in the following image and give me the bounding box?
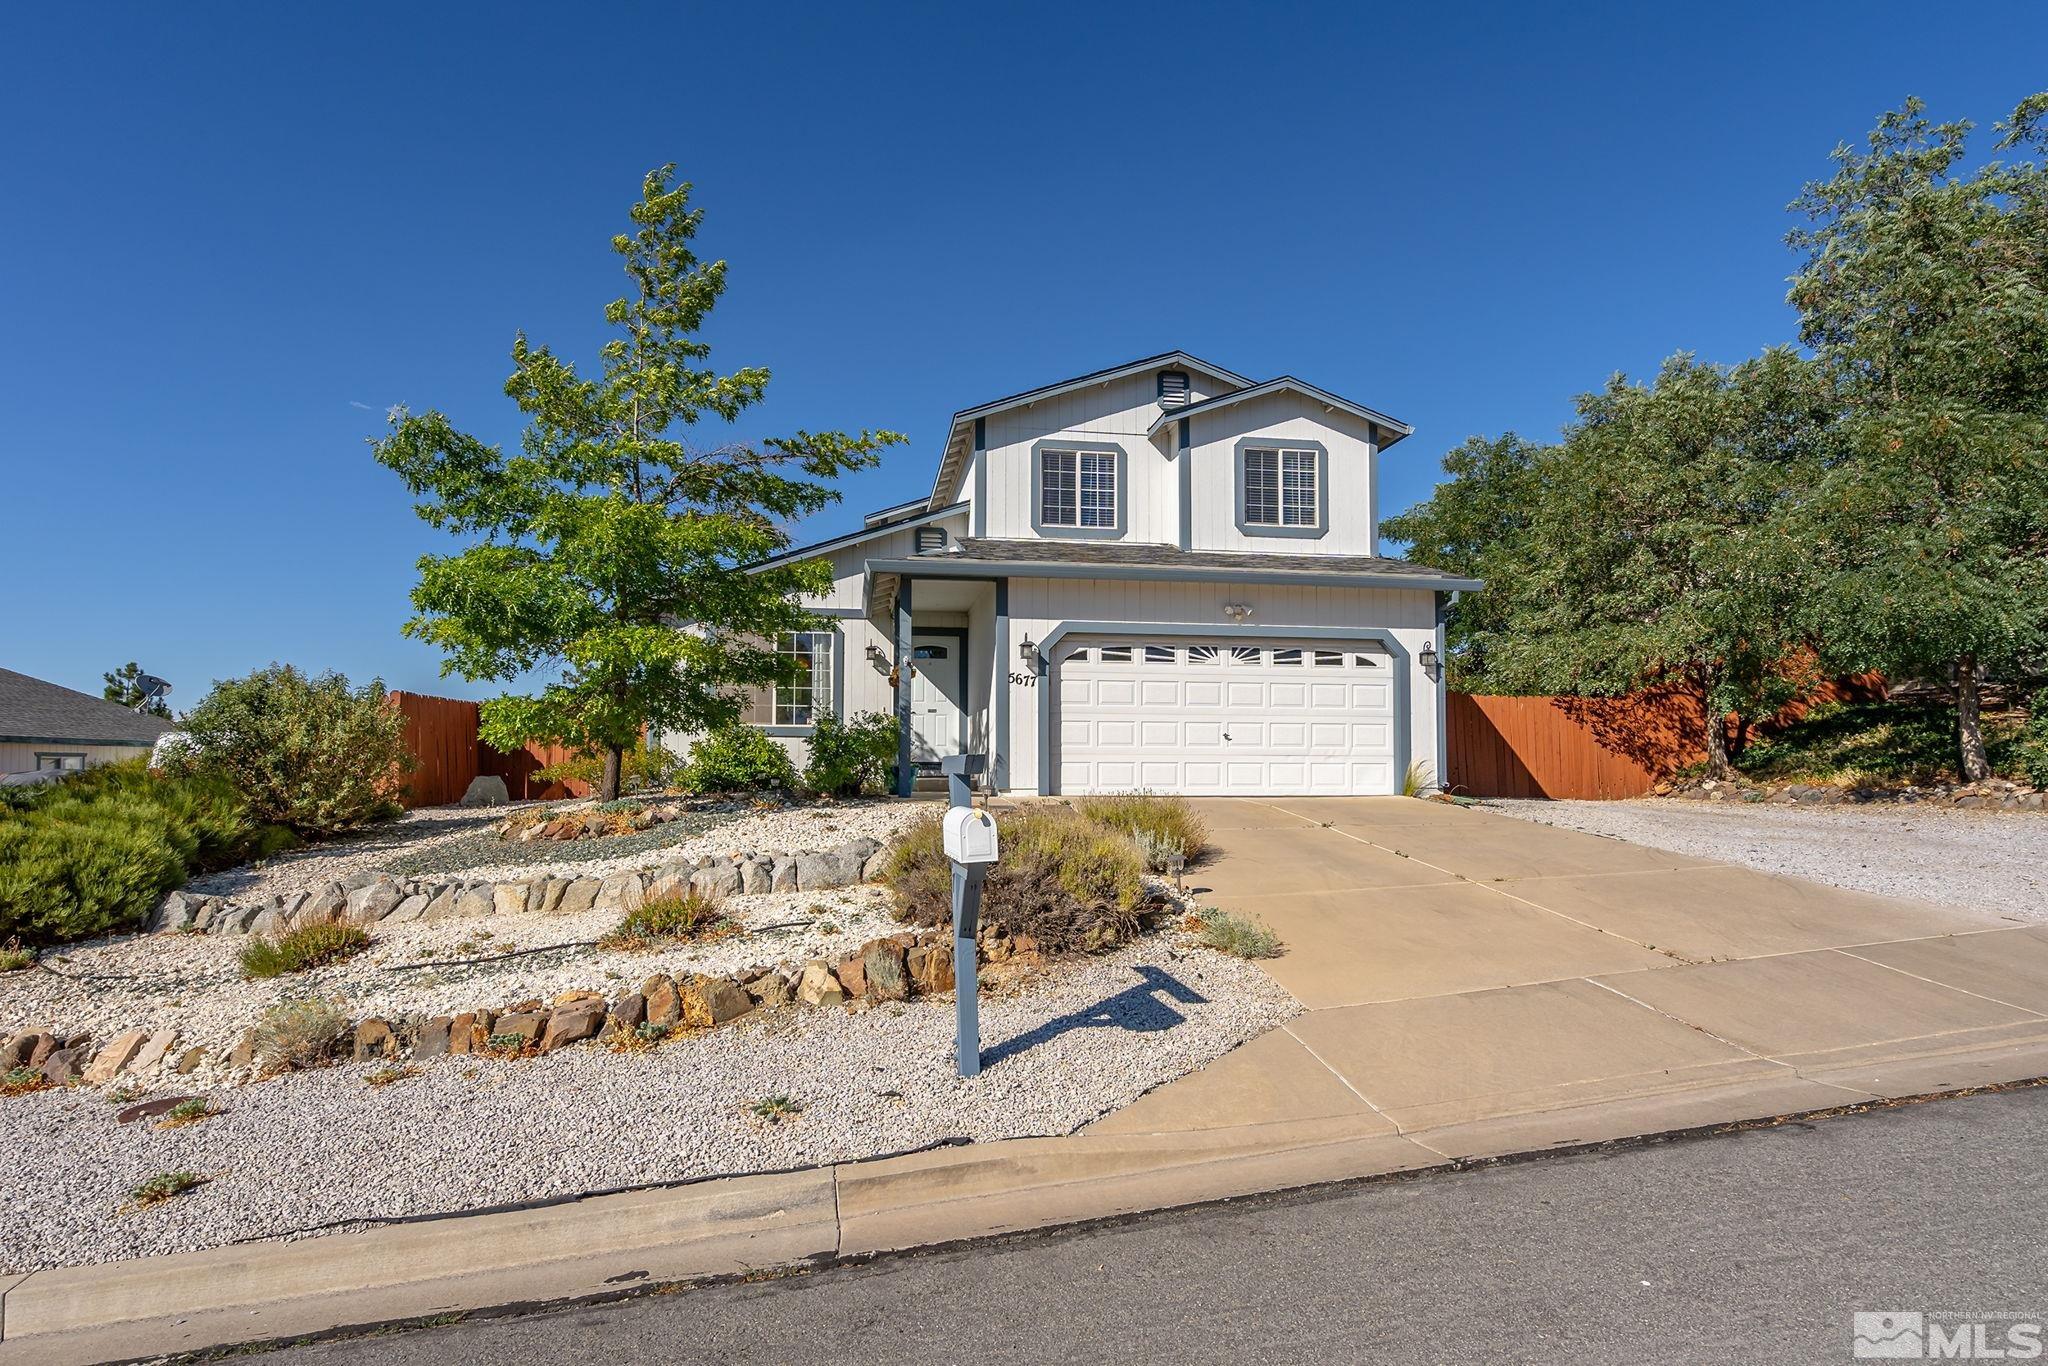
[1018,634,1039,669]
[1420,642,1440,679]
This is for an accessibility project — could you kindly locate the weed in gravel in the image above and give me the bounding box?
[156,1098,216,1128]
[239,922,371,979]
[1185,907,1285,959]
[365,1064,421,1088]
[0,940,33,972]
[817,921,840,935]
[105,1082,145,1105]
[480,1032,538,1058]
[749,1094,802,1124]
[126,1171,206,1210]
[597,891,735,951]
[250,998,348,1073]
[607,1021,671,1054]
[1,1066,52,1098]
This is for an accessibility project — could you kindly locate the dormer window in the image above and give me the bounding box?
[1157,370,1191,408]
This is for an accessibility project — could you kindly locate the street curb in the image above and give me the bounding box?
[4,1075,2043,1365]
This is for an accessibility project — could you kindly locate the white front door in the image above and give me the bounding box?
[909,634,966,762]
[1053,638,1400,795]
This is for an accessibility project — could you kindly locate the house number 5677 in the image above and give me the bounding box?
[1007,672,1036,687]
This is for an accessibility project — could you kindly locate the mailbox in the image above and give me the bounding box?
[943,807,999,864]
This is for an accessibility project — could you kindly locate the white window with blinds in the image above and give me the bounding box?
[1243,447,1320,527]
[1040,448,1117,528]
[740,630,836,728]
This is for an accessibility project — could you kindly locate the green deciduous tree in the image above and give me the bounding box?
[102,661,171,718]
[1380,432,1552,689]
[1479,349,1834,778]
[374,167,904,800]
[1787,94,2048,781]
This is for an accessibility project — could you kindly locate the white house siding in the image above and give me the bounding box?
[1183,392,1379,556]
[979,370,1222,544]
[1000,577,1440,795]
[0,741,153,775]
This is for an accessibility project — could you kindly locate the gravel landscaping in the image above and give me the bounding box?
[1488,798,2048,920]
[0,936,1297,1272]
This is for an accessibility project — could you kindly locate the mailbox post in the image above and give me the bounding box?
[939,755,997,1078]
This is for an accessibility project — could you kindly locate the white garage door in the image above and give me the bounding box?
[1053,638,1399,796]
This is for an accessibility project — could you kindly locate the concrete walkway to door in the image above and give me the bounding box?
[1091,796,2048,1157]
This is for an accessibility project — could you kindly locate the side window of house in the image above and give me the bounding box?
[1243,447,1319,527]
[35,752,86,772]
[740,629,836,728]
[1040,448,1117,528]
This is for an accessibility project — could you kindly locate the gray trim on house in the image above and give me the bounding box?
[1175,417,1193,551]
[1433,592,1449,791]
[869,541,1482,593]
[970,417,988,538]
[1029,438,1130,539]
[893,577,914,796]
[1234,437,1330,540]
[745,501,970,572]
[1143,375,1412,445]
[992,577,1010,792]
[1030,621,1415,797]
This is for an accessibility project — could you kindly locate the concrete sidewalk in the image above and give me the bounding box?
[8,796,2045,1363]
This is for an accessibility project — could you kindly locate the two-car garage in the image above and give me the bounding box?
[1052,637,1402,796]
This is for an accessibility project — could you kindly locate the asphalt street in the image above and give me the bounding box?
[264,1086,2048,1365]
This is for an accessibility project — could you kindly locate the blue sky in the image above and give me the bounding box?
[6,3,2044,705]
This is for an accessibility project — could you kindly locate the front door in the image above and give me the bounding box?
[909,634,966,762]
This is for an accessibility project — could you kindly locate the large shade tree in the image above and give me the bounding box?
[375,168,903,800]
[1787,94,2048,781]
[1478,349,1833,778]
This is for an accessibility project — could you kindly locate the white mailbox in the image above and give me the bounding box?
[943,807,999,865]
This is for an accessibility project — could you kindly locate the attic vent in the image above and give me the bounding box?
[1157,369,1191,408]
[914,527,948,555]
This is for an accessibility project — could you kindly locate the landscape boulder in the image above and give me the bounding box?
[681,976,754,1028]
[797,960,846,1008]
[84,1029,149,1085]
[460,775,510,807]
[352,1019,399,1061]
[862,939,910,1002]
[541,999,609,1051]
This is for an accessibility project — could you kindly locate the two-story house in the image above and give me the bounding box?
[729,351,1480,797]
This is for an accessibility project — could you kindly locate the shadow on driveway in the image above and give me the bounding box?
[983,964,1209,1070]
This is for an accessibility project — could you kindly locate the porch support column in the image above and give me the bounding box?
[894,576,915,797]
[992,577,1010,793]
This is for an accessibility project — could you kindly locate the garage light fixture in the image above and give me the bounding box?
[1222,603,1253,623]
[1420,642,1440,678]
[1019,634,1039,669]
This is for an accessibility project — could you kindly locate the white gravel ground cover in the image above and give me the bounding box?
[0,936,1298,1272]
[1489,798,2048,920]
[3,884,904,1064]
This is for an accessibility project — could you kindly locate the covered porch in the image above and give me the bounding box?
[866,570,1012,796]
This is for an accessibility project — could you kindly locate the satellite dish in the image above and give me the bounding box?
[136,675,171,709]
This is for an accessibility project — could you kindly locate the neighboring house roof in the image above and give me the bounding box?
[0,668,174,746]
[926,351,1255,511]
[869,538,1482,592]
[746,500,970,572]
[1144,376,1412,445]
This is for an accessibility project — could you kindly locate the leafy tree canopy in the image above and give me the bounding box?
[373,167,904,798]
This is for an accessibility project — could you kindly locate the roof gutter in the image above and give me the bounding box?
[865,556,1483,593]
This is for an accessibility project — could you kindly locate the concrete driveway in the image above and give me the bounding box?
[1093,797,2048,1156]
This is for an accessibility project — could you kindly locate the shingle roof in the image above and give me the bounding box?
[948,538,1472,582]
[0,668,174,746]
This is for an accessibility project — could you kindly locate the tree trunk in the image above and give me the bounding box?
[599,745,624,803]
[1702,699,1734,781]
[1956,655,1991,784]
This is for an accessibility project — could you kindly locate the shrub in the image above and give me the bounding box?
[1074,793,1209,867]
[683,724,797,793]
[597,891,733,951]
[1186,907,1284,959]
[2017,695,2048,789]
[803,710,899,796]
[156,1098,216,1127]
[533,740,687,794]
[238,922,371,979]
[0,760,264,945]
[175,664,413,836]
[884,807,1148,954]
[127,1171,205,1208]
[249,999,347,1072]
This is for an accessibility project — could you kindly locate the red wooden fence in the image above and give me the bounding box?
[387,692,594,807]
[1446,677,1884,800]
